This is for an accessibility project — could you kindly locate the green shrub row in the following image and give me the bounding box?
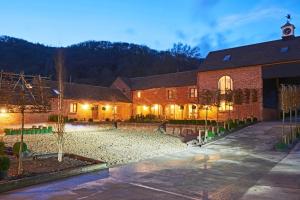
[48,115,69,122]
[128,114,162,123]
[168,119,217,125]
[4,127,53,135]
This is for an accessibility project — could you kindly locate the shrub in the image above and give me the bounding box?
[275,142,288,151]
[13,142,28,157]
[0,142,5,155]
[207,131,215,138]
[0,156,10,171]
[48,115,68,122]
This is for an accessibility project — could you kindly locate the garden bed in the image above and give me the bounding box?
[0,153,107,193]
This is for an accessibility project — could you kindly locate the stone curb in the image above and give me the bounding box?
[0,154,108,193]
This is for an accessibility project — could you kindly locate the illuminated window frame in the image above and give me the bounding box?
[137,91,141,98]
[218,76,233,111]
[189,88,198,98]
[70,103,77,113]
[167,89,176,99]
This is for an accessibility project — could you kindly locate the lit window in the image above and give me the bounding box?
[137,91,141,98]
[70,103,77,113]
[223,55,231,61]
[167,89,176,99]
[218,76,233,111]
[280,46,289,53]
[219,101,233,111]
[189,88,198,98]
[218,76,233,94]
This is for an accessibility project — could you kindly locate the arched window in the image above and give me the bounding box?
[218,76,233,94]
[218,76,233,111]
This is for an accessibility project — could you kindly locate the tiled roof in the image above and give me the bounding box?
[199,36,300,72]
[262,61,300,79]
[47,81,131,103]
[124,70,198,90]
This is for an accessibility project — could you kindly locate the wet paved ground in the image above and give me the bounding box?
[0,122,299,200]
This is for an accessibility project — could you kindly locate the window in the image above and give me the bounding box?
[167,89,176,99]
[189,88,198,98]
[70,103,77,113]
[280,46,289,53]
[223,55,231,61]
[218,76,233,111]
[218,76,233,94]
[137,91,141,98]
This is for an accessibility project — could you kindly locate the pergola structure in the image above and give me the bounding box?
[0,71,51,174]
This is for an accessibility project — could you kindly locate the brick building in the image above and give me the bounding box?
[113,20,300,121]
[111,70,199,119]
[0,81,131,126]
[1,21,299,126]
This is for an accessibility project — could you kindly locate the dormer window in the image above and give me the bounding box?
[223,55,231,62]
[280,46,289,53]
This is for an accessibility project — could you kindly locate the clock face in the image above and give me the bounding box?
[283,27,292,35]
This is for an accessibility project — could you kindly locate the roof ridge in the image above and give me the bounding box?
[129,70,198,80]
[208,36,300,54]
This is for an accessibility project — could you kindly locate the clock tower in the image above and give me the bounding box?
[281,14,295,40]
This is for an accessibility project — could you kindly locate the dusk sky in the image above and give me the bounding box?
[0,0,299,56]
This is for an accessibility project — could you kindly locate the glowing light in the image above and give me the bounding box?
[152,104,159,110]
[0,108,7,114]
[81,104,90,110]
[143,105,149,111]
[105,104,111,110]
[137,91,141,98]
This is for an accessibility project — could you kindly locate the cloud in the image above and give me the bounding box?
[191,0,220,19]
[125,28,136,35]
[194,32,229,56]
[175,30,187,40]
[214,7,289,31]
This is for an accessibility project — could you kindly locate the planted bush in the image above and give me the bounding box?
[129,114,161,123]
[0,156,10,171]
[48,114,68,122]
[13,142,28,157]
[0,142,5,155]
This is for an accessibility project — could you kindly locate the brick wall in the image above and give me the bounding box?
[132,86,198,106]
[111,77,132,100]
[197,66,264,121]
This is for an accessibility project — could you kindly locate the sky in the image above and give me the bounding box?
[0,0,299,56]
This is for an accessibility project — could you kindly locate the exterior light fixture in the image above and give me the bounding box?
[143,105,148,111]
[0,107,7,114]
[81,103,90,110]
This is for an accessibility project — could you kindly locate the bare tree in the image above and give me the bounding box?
[250,89,258,121]
[54,49,65,162]
[233,89,244,123]
[243,88,251,119]
[199,89,213,135]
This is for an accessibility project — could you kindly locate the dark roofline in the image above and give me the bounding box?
[207,36,300,55]
[129,70,198,80]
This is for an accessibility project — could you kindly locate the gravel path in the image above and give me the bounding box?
[3,126,186,166]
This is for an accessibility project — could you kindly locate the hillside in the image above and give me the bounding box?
[0,36,202,86]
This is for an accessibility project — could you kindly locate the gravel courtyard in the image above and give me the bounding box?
[3,124,186,166]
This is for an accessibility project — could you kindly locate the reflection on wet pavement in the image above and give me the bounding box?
[0,122,298,200]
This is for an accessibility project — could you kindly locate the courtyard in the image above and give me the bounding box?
[3,124,186,167]
[1,122,299,200]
